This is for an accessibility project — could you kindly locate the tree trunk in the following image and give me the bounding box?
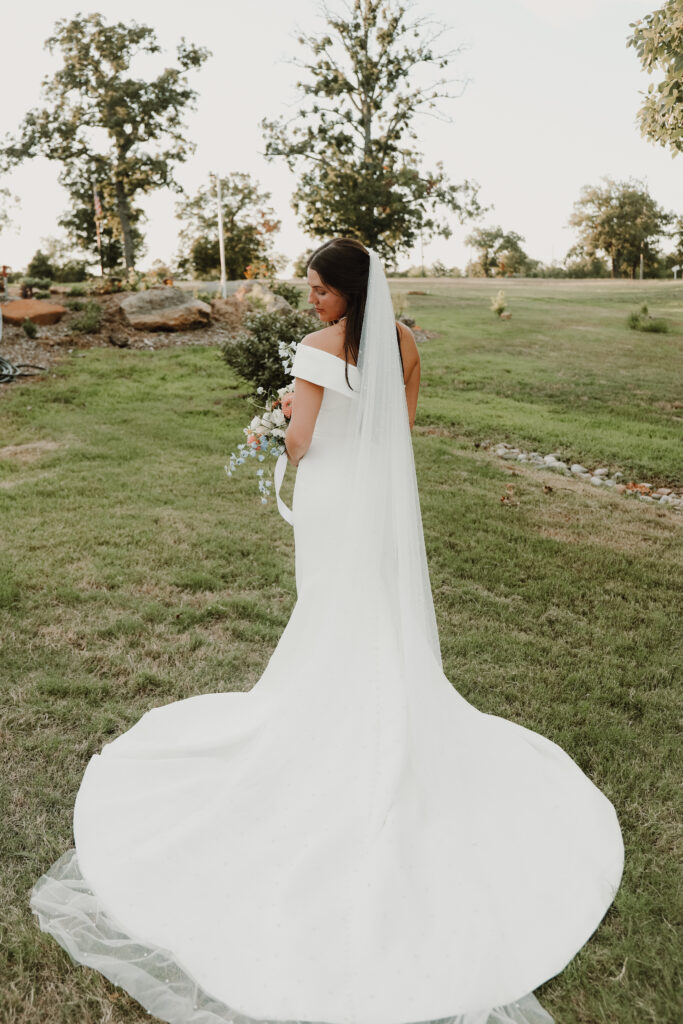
[114,175,135,271]
[611,250,619,279]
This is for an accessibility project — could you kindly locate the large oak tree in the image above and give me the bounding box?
[568,177,672,279]
[261,0,483,263]
[0,13,209,271]
[464,226,530,278]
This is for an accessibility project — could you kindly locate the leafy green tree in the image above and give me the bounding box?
[568,177,672,278]
[628,1,683,156]
[564,244,610,279]
[669,215,683,262]
[27,250,55,279]
[261,0,483,264]
[175,174,282,280]
[464,226,529,277]
[0,13,210,271]
[58,165,145,272]
[293,249,315,278]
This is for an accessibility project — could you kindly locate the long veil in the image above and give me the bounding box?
[336,247,442,671]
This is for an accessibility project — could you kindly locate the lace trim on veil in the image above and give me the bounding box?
[31,849,555,1024]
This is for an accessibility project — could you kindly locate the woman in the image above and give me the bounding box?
[31,239,624,1024]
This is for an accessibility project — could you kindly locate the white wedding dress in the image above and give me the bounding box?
[31,342,624,1024]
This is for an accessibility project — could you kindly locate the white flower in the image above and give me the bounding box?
[249,416,261,430]
[271,408,286,426]
[271,428,286,438]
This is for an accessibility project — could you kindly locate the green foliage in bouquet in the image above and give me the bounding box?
[222,308,314,395]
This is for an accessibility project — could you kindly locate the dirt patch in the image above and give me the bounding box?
[0,440,62,462]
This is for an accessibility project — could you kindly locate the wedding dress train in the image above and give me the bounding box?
[31,343,624,1024]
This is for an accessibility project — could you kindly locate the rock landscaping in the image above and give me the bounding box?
[482,440,683,512]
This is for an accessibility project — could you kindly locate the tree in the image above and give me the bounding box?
[628,1,683,156]
[261,0,483,264]
[58,165,146,272]
[0,13,210,271]
[0,187,18,235]
[568,177,672,278]
[175,174,282,280]
[464,226,529,277]
[563,244,610,279]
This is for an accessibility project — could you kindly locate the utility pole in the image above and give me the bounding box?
[211,173,227,299]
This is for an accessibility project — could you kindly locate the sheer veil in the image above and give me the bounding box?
[337,246,442,672]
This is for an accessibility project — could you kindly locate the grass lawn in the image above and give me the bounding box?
[0,279,681,1023]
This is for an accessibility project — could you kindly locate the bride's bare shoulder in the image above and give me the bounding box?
[300,323,345,354]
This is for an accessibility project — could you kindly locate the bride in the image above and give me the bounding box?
[31,238,624,1024]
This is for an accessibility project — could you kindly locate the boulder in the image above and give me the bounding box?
[120,287,211,331]
[0,298,67,326]
[234,281,292,313]
[210,296,246,331]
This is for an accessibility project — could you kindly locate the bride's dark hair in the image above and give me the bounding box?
[307,237,403,390]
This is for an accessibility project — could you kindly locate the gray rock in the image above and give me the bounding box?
[590,476,604,485]
[234,282,292,313]
[571,464,588,474]
[121,287,211,331]
[594,468,610,477]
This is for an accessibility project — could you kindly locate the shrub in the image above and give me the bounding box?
[222,309,314,394]
[68,284,88,296]
[627,308,669,333]
[27,249,55,279]
[34,290,51,300]
[53,260,89,283]
[639,318,669,333]
[22,318,38,339]
[269,280,302,308]
[71,300,102,333]
[65,299,86,311]
[490,290,507,316]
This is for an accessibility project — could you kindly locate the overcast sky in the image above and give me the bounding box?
[0,0,680,275]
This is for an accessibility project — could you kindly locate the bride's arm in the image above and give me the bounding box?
[284,377,324,466]
[397,322,420,430]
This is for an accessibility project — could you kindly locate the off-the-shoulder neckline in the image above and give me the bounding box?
[297,344,359,371]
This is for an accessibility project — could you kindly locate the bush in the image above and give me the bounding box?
[269,280,302,308]
[27,249,55,279]
[627,307,669,333]
[68,284,88,296]
[222,309,314,394]
[71,300,102,333]
[639,318,669,333]
[53,260,90,283]
[65,299,86,311]
[22,318,38,339]
[34,290,51,300]
[490,290,507,316]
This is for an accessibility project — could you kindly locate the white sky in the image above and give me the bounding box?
[0,0,680,275]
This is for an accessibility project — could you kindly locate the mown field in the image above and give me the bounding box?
[1,278,681,1023]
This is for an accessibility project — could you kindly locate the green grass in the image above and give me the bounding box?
[1,279,681,1023]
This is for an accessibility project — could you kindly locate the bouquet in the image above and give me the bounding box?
[225,381,295,504]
